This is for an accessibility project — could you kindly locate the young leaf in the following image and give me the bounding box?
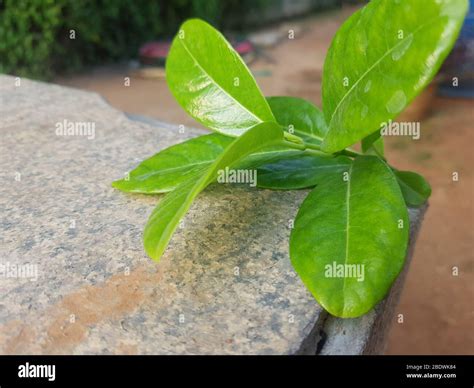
[395,170,432,207]
[144,122,283,260]
[266,96,327,146]
[322,0,468,153]
[290,155,409,318]
[166,19,275,136]
[112,133,233,193]
[113,133,302,194]
[256,153,351,190]
[361,131,384,157]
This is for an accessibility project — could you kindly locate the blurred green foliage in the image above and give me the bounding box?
[0,0,318,79]
[0,0,61,78]
[0,0,165,78]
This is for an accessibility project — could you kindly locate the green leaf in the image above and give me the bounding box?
[395,170,431,207]
[322,0,468,153]
[238,147,303,170]
[166,19,275,136]
[290,155,409,317]
[266,96,327,146]
[113,133,302,194]
[112,133,233,193]
[361,131,384,157]
[144,122,283,260]
[256,153,351,190]
[114,95,328,194]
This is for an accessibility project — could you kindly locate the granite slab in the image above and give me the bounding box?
[0,75,426,354]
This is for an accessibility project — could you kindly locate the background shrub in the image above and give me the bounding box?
[0,0,62,79]
[0,0,343,79]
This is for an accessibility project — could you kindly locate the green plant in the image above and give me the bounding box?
[113,0,467,318]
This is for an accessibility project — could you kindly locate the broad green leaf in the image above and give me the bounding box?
[256,153,351,190]
[144,122,283,260]
[112,133,233,193]
[290,155,409,317]
[395,170,431,207]
[166,19,275,136]
[361,131,384,157]
[322,0,468,153]
[266,96,327,146]
[113,133,302,194]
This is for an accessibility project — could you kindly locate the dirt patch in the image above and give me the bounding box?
[0,266,175,354]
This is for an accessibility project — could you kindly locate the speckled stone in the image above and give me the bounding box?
[0,75,425,354]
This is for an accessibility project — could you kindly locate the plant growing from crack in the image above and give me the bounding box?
[113,0,467,317]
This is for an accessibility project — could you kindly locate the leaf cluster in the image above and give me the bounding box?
[113,0,467,317]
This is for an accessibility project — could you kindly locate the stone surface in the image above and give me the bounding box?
[0,75,425,354]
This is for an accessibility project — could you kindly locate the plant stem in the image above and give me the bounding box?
[282,139,362,158]
[337,149,361,158]
[303,142,322,152]
[282,140,306,150]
